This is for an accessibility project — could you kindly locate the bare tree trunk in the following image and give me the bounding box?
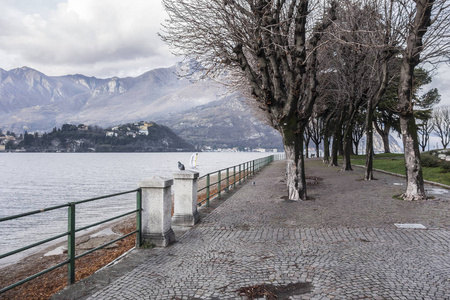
[330,131,340,167]
[282,125,307,200]
[353,141,359,156]
[315,142,320,158]
[338,134,344,156]
[365,55,389,180]
[399,114,425,200]
[342,124,354,171]
[323,136,330,164]
[304,135,310,159]
[322,115,333,164]
[374,121,391,153]
[396,0,433,201]
[365,103,375,180]
[382,134,390,153]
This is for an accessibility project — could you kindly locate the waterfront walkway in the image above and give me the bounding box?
[53,159,450,300]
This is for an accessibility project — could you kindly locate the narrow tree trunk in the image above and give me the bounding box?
[338,134,344,156]
[353,141,359,156]
[374,122,391,154]
[330,133,339,167]
[365,51,390,180]
[342,124,353,171]
[304,136,310,158]
[323,136,330,164]
[365,105,375,180]
[315,142,320,158]
[382,131,390,153]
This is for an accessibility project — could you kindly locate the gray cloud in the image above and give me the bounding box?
[0,0,179,78]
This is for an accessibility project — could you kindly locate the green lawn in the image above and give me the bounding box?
[351,153,450,186]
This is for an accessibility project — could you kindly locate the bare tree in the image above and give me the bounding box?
[304,131,311,158]
[352,114,365,156]
[161,0,336,200]
[417,117,434,151]
[432,106,450,149]
[319,0,385,172]
[306,115,324,158]
[395,0,449,200]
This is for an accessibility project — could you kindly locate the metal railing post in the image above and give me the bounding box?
[252,160,255,175]
[218,171,221,198]
[233,166,236,188]
[68,203,76,285]
[239,164,242,185]
[136,189,142,247]
[226,168,229,192]
[206,174,210,207]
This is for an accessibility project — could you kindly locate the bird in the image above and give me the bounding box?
[178,161,185,170]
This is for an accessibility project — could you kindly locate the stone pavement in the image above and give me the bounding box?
[53,159,450,300]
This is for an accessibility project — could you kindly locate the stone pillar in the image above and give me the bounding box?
[138,176,175,247]
[172,170,200,227]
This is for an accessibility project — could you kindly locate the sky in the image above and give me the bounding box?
[0,0,448,106]
[0,0,179,78]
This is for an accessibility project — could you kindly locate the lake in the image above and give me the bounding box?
[0,152,275,267]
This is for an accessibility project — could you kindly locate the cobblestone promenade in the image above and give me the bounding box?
[54,159,450,300]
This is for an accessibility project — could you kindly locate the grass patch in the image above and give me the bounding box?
[351,155,405,176]
[351,154,450,186]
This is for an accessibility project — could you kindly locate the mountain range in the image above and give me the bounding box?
[0,63,403,152]
[0,63,283,150]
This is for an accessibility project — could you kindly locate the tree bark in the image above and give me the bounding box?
[323,136,330,164]
[374,119,391,153]
[304,135,310,159]
[330,130,340,167]
[399,114,425,200]
[281,122,307,201]
[315,142,320,158]
[365,102,375,180]
[382,133,390,153]
[353,141,359,156]
[342,123,354,171]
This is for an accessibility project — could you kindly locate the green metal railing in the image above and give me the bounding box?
[0,189,142,294]
[197,155,276,207]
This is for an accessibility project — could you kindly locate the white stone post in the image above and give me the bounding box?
[172,170,200,227]
[138,176,175,247]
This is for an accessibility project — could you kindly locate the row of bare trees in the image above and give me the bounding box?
[161,0,450,201]
[418,105,450,151]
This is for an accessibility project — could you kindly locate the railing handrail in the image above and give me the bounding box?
[0,188,140,223]
[197,154,277,207]
[0,188,143,294]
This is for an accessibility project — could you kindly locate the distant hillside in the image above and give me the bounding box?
[5,121,194,152]
[155,95,283,150]
[0,63,283,150]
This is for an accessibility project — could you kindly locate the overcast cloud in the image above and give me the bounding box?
[0,0,179,78]
[0,0,448,105]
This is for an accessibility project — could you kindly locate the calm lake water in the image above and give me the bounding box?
[0,152,273,267]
